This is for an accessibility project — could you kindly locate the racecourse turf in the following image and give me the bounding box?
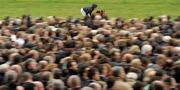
[0,0,180,19]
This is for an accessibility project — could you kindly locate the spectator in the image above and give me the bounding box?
[48,79,65,90]
[133,81,145,90]
[20,72,36,90]
[33,81,44,90]
[87,68,100,84]
[4,70,18,90]
[0,14,179,90]
[80,87,94,90]
[89,82,102,90]
[112,66,132,90]
[67,75,81,90]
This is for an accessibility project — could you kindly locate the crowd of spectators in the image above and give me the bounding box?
[0,11,180,90]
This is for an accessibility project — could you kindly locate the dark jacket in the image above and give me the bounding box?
[82,4,97,16]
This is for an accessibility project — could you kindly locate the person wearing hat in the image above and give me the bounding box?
[81,3,98,17]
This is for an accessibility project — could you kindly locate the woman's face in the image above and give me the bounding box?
[83,68,89,80]
[3,29,11,36]
[120,69,126,80]
[102,66,108,76]
[114,52,121,60]
[38,42,43,46]
[71,62,78,70]
[28,61,37,70]
[75,41,82,48]
[56,41,64,48]
[94,71,100,80]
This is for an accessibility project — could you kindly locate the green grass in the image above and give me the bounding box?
[0,0,180,19]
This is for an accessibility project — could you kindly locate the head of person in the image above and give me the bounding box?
[126,72,138,86]
[16,86,24,90]
[128,45,140,54]
[133,81,145,90]
[28,50,40,60]
[106,76,116,89]
[67,75,81,89]
[141,44,153,55]
[52,68,62,79]
[39,60,48,71]
[21,72,33,82]
[67,61,78,71]
[79,66,89,80]
[89,82,102,90]
[24,59,38,72]
[150,80,164,90]
[43,55,55,63]
[10,65,22,76]
[79,53,92,62]
[55,40,64,48]
[163,76,177,90]
[48,79,65,90]
[100,63,112,77]
[40,71,51,86]
[112,51,121,61]
[4,70,18,83]
[12,54,23,64]
[87,68,100,81]
[122,53,134,63]
[81,87,94,90]
[130,59,142,69]
[112,66,126,80]
[33,81,44,90]
[159,15,169,23]
[156,54,167,68]
[21,72,36,90]
[143,68,157,82]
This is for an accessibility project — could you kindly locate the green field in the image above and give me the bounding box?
[0,0,180,19]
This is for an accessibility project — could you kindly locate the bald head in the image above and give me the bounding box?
[10,65,22,75]
[122,53,134,62]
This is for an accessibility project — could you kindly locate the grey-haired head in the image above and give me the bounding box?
[112,66,124,77]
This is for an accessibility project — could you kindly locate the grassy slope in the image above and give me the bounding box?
[0,0,179,19]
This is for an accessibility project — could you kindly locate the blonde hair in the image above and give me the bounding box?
[156,54,167,66]
[79,53,92,62]
[130,59,142,68]
[129,45,140,54]
[102,63,112,76]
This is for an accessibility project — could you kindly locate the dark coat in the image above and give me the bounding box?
[82,4,97,16]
